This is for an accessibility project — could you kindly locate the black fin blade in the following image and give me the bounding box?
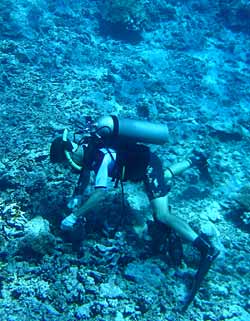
[181,249,220,312]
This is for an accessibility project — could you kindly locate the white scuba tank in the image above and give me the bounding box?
[95,115,169,145]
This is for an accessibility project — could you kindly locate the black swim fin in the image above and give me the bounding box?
[181,240,219,312]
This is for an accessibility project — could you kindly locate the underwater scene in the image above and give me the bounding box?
[0,1,250,320]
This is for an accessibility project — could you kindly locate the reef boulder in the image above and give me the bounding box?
[18,216,55,256]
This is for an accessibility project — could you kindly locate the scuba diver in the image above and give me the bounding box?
[50,115,219,311]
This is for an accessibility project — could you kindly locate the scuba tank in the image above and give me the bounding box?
[94,115,169,145]
[61,115,168,171]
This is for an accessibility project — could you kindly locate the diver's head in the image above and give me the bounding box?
[50,131,84,171]
[50,137,73,163]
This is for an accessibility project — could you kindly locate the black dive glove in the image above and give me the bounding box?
[189,150,208,171]
[189,150,212,182]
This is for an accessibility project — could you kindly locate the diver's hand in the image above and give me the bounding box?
[61,213,77,231]
[67,195,83,210]
[190,150,208,171]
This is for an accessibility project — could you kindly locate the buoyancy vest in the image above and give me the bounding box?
[82,137,150,182]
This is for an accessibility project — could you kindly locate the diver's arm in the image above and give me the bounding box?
[74,187,107,219]
[61,188,107,230]
[73,169,91,196]
[72,150,113,220]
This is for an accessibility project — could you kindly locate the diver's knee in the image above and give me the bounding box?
[151,195,170,223]
[151,195,169,211]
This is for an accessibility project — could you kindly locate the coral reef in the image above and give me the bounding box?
[0,0,250,320]
[100,0,148,31]
[234,185,250,211]
[18,216,56,256]
[233,185,250,225]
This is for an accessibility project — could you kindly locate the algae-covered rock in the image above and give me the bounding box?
[19,216,55,256]
[234,185,250,211]
[232,185,250,225]
[100,0,148,31]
